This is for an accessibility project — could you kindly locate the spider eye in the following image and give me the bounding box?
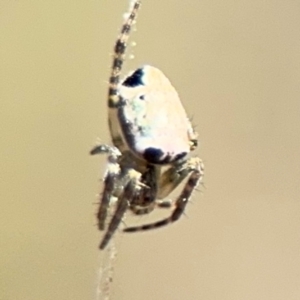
[139,95,145,100]
[122,68,144,87]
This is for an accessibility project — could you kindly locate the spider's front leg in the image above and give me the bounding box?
[123,157,204,232]
[90,145,121,230]
[99,169,143,250]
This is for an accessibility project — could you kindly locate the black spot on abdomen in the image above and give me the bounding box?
[143,147,164,164]
[122,68,144,87]
[143,148,187,164]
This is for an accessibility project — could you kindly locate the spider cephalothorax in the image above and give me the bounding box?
[91,0,204,250]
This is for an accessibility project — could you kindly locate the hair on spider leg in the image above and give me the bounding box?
[199,181,207,189]
[92,221,100,228]
[92,194,112,206]
[92,191,105,205]
[92,201,101,206]
[188,114,196,122]
[193,190,205,198]
[185,197,202,207]
[182,210,190,219]
[194,179,205,193]
[191,123,198,131]
[120,218,128,229]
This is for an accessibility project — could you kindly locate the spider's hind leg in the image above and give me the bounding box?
[124,157,204,232]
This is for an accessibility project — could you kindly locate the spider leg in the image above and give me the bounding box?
[90,144,120,157]
[108,0,141,151]
[129,202,156,215]
[97,168,118,231]
[99,169,142,249]
[157,158,200,200]
[90,145,121,230]
[128,159,198,216]
[130,199,173,215]
[156,199,173,208]
[123,157,204,232]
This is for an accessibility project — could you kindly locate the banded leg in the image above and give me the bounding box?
[157,158,199,200]
[124,157,204,232]
[97,169,117,231]
[130,199,173,215]
[99,169,142,249]
[90,145,121,230]
[108,0,141,151]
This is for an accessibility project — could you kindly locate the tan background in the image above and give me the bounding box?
[1,0,300,299]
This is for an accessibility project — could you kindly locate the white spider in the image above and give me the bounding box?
[91,0,204,250]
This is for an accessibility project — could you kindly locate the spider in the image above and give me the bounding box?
[91,0,204,250]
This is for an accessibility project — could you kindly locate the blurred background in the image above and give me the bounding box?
[1,0,300,299]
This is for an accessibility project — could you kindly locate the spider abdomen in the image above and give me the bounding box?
[118,65,197,164]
